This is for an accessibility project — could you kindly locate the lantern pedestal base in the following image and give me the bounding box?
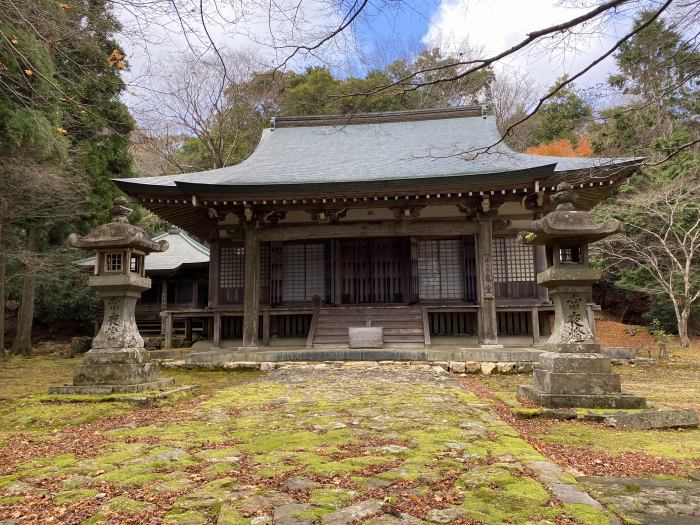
[49,378,175,395]
[72,361,159,386]
[49,347,173,395]
[518,351,646,409]
[518,385,647,409]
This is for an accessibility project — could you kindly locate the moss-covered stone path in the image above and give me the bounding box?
[1,362,620,525]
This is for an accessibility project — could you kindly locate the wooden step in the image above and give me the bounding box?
[312,306,427,348]
[314,321,425,329]
[315,328,424,336]
[321,308,421,316]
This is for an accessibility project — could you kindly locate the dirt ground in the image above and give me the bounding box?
[594,316,699,355]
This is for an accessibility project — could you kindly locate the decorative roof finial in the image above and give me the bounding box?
[110,197,132,223]
[550,182,577,211]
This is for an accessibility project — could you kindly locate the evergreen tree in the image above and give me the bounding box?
[526,78,592,148]
[592,12,700,346]
[0,0,134,353]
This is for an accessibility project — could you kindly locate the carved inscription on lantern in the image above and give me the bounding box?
[104,298,121,340]
[560,294,592,343]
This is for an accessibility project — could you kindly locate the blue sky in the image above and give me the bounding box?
[120,0,639,105]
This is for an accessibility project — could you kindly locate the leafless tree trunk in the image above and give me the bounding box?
[596,175,700,347]
[134,51,273,174]
[13,225,41,356]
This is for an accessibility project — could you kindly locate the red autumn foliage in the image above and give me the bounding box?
[525,137,593,157]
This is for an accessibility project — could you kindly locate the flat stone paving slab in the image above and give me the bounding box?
[603,408,699,430]
[578,476,700,524]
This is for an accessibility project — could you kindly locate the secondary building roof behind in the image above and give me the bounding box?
[75,226,209,273]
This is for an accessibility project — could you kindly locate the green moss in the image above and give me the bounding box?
[164,508,209,524]
[0,472,24,490]
[0,400,132,433]
[233,427,353,453]
[198,477,238,495]
[294,505,333,521]
[0,356,79,397]
[100,495,154,514]
[54,489,98,504]
[461,479,552,524]
[93,464,162,488]
[564,503,617,525]
[80,515,104,525]
[308,487,356,508]
[202,382,286,411]
[512,408,542,418]
[537,422,700,460]
[19,453,81,479]
[470,433,546,461]
[215,503,247,524]
[108,420,230,445]
[0,496,22,505]
[205,462,238,476]
[88,442,149,469]
[304,455,394,476]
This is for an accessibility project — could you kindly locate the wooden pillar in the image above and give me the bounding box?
[185,318,192,342]
[242,228,260,347]
[208,242,220,308]
[262,311,271,346]
[535,244,549,303]
[213,312,221,347]
[164,312,173,348]
[477,216,499,346]
[207,316,214,340]
[421,306,431,348]
[531,306,540,345]
[191,279,199,308]
[332,240,342,305]
[160,279,168,335]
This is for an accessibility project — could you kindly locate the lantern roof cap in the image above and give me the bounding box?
[68,197,169,253]
[523,183,621,246]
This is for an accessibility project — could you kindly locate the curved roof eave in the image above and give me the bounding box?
[112,110,643,197]
[171,164,560,196]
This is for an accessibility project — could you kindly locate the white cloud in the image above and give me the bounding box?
[116,0,348,94]
[423,0,630,88]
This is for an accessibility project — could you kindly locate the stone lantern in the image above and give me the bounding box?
[50,197,173,393]
[518,183,646,408]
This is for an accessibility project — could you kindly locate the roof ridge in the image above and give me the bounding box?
[177,229,210,255]
[151,228,209,255]
[271,105,488,128]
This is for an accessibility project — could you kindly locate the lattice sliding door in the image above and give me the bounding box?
[281,243,325,302]
[371,238,406,303]
[218,243,272,305]
[492,237,537,299]
[463,236,478,303]
[416,239,465,301]
[219,244,245,304]
[337,239,407,304]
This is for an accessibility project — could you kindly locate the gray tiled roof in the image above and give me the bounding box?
[115,111,639,189]
[75,226,209,272]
